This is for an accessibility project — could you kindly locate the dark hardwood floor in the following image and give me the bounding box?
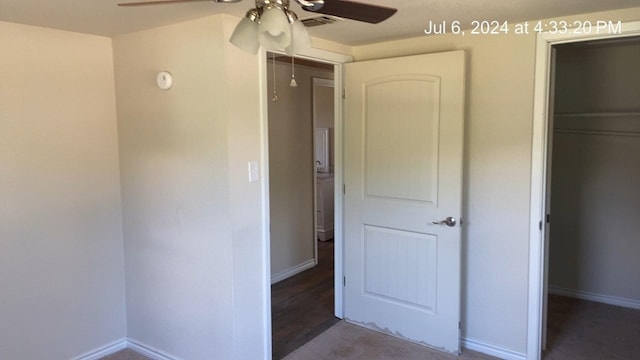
[271,239,340,360]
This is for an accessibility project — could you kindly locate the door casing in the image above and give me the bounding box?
[259,47,352,359]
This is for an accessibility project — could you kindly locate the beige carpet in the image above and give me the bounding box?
[543,294,640,359]
[283,321,497,360]
[100,349,150,360]
[103,295,640,360]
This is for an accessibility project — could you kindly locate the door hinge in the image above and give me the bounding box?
[342,88,345,99]
[343,276,346,287]
[343,184,346,194]
[539,221,542,230]
[546,213,550,223]
[459,321,462,330]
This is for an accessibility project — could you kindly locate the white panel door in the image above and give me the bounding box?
[344,50,465,353]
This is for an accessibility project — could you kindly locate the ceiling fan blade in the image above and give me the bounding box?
[118,0,211,7]
[301,0,397,24]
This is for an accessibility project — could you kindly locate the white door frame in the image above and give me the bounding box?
[259,46,352,359]
[527,20,640,360]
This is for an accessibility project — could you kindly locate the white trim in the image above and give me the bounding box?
[462,337,526,360]
[527,29,552,360]
[271,259,317,284]
[73,338,183,360]
[528,20,640,360]
[296,46,352,65]
[549,286,640,310]
[258,46,273,360]
[72,339,128,360]
[127,339,181,360]
[332,63,345,320]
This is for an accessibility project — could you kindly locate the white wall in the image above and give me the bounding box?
[113,16,235,359]
[0,21,126,360]
[352,7,640,356]
[113,14,269,360]
[268,60,333,279]
[549,40,640,304]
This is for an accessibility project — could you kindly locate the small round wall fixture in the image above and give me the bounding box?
[156,71,173,90]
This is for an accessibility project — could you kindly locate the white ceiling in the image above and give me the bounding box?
[0,0,638,45]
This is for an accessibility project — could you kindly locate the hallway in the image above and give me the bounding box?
[271,240,339,359]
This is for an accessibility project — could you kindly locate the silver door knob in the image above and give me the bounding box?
[432,216,456,227]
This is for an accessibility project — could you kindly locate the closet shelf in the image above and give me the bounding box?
[554,129,640,137]
[555,112,640,118]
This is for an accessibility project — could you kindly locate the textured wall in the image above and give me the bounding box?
[268,60,333,280]
[0,21,126,360]
[113,15,235,360]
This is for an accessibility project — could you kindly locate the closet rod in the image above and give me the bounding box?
[554,129,640,137]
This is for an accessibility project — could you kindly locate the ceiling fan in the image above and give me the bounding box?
[119,0,396,55]
[118,0,397,25]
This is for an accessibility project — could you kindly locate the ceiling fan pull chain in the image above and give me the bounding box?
[272,52,278,102]
[289,29,298,88]
[290,57,297,88]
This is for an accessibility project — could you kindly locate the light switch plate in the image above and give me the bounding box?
[248,161,259,182]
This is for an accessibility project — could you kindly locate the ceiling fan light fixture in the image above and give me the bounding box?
[229,9,260,54]
[286,19,311,55]
[257,5,292,51]
[228,0,315,55]
[118,0,397,55]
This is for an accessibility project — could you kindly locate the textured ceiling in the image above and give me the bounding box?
[0,0,638,45]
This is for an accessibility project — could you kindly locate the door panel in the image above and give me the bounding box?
[344,51,465,353]
[363,225,437,312]
[364,76,440,203]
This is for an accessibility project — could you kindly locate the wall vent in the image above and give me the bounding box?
[301,15,340,27]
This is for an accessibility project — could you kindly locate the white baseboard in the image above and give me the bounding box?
[73,333,525,360]
[271,259,316,284]
[549,286,640,310]
[127,338,180,360]
[462,337,526,360]
[73,338,180,360]
[73,339,128,360]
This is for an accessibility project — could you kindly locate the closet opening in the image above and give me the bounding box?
[265,52,340,359]
[542,36,640,359]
